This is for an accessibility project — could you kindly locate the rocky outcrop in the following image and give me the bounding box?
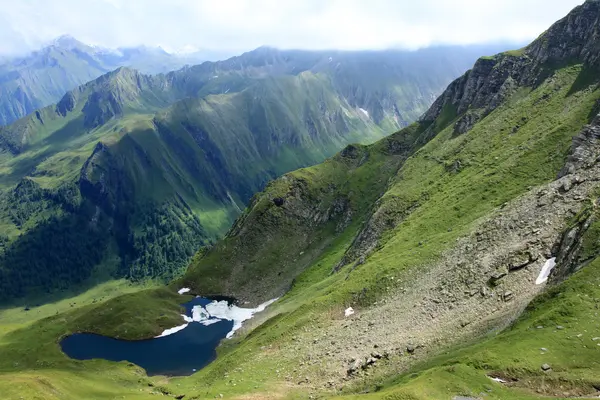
[526,0,600,67]
[55,90,77,117]
[420,55,529,128]
[550,212,595,282]
[421,0,600,134]
[559,113,600,177]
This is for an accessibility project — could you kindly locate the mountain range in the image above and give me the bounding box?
[0,35,213,126]
[0,43,499,299]
[1,2,599,399]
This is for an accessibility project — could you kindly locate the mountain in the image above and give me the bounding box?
[168,0,600,395]
[0,45,493,300]
[1,2,600,400]
[0,35,207,126]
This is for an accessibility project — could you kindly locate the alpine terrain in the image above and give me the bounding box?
[0,45,490,300]
[1,1,600,400]
[0,35,212,126]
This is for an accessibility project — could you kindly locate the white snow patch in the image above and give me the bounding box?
[200,319,222,326]
[155,298,278,339]
[191,298,278,338]
[345,307,355,317]
[489,376,506,383]
[328,56,333,62]
[192,305,212,322]
[178,288,191,294]
[156,323,189,338]
[536,258,556,285]
[359,108,369,118]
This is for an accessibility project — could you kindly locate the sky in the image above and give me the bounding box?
[0,0,586,56]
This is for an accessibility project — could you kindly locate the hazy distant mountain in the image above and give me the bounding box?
[0,35,212,126]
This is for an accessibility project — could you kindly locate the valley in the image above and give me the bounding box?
[0,44,493,302]
[1,1,600,400]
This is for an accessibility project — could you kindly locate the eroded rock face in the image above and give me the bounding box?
[276,114,600,387]
[421,0,600,134]
[559,114,600,178]
[526,0,600,67]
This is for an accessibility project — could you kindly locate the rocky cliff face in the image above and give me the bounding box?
[526,0,600,67]
[422,0,600,137]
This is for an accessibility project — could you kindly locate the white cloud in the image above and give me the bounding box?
[0,0,585,55]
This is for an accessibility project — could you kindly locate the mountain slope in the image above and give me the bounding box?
[0,45,490,300]
[169,0,600,396]
[1,2,600,400]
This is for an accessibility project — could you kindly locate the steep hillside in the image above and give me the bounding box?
[2,3,600,398]
[0,44,486,300]
[165,0,600,397]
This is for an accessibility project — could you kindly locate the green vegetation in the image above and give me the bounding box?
[0,46,483,302]
[2,4,600,399]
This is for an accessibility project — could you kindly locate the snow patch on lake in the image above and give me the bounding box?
[155,298,278,338]
[156,323,188,337]
[192,298,278,338]
[536,258,556,285]
[359,108,369,118]
[178,288,191,294]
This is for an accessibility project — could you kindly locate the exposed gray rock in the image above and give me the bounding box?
[559,114,600,177]
[490,266,508,283]
[507,251,531,271]
[541,363,552,371]
[347,359,363,375]
[453,110,481,135]
[365,357,377,366]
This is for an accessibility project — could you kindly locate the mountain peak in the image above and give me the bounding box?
[51,35,89,51]
[525,0,600,66]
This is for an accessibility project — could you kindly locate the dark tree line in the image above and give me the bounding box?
[0,213,109,300]
[124,202,207,281]
[0,177,208,302]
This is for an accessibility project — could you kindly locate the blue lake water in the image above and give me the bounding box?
[60,297,234,376]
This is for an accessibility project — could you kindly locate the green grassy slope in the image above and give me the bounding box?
[2,4,599,397]
[0,46,465,300]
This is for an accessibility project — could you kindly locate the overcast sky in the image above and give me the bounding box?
[0,0,585,56]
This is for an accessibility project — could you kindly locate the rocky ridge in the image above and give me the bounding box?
[422,0,600,136]
[331,0,600,273]
[265,112,600,391]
